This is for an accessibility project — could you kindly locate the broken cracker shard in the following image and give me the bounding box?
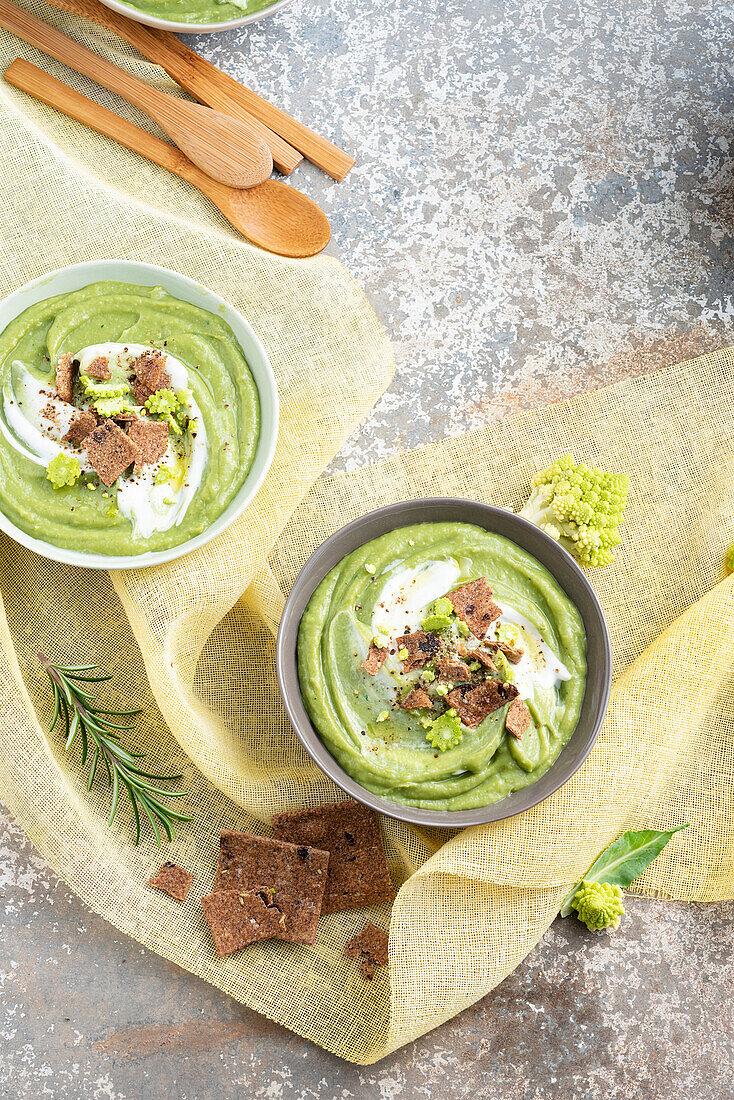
[271,800,394,914]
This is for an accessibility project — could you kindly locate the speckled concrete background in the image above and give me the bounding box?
[2,0,734,1095]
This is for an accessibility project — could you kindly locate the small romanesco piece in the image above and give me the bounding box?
[421,596,454,633]
[520,455,629,567]
[425,709,463,752]
[493,651,515,684]
[571,880,625,931]
[79,378,130,417]
[144,388,191,434]
[94,395,128,418]
[46,452,80,489]
[726,544,734,574]
[154,465,176,485]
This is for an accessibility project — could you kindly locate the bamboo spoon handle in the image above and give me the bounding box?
[40,0,302,175]
[4,56,215,191]
[42,0,354,181]
[0,0,158,113]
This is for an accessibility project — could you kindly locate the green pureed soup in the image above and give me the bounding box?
[115,0,280,24]
[0,281,260,555]
[298,522,587,811]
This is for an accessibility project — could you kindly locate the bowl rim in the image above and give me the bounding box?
[96,0,292,33]
[276,497,612,828]
[0,259,279,570]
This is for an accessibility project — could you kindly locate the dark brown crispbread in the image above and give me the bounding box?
[127,418,169,470]
[85,419,140,486]
[399,687,431,710]
[55,352,77,403]
[361,642,387,676]
[214,831,328,945]
[497,641,524,665]
[447,578,502,639]
[467,648,496,670]
[201,887,285,956]
[63,409,98,446]
[505,698,532,740]
[86,355,111,380]
[130,349,170,405]
[396,630,440,671]
[345,921,389,978]
[435,657,471,683]
[147,861,193,902]
[446,679,519,728]
[271,801,394,915]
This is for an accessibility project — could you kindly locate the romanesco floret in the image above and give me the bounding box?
[520,455,629,567]
[144,388,191,434]
[46,452,80,489]
[493,651,514,684]
[79,377,130,417]
[425,709,463,751]
[421,596,454,632]
[154,465,176,485]
[94,395,128,418]
[726,544,734,575]
[571,880,625,931]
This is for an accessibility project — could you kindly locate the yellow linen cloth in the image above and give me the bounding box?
[0,0,732,1065]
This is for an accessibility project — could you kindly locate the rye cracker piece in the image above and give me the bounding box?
[505,698,532,740]
[127,418,169,471]
[447,578,502,639]
[397,629,440,672]
[147,861,193,902]
[446,679,519,729]
[467,648,496,670]
[345,921,389,979]
[271,801,394,915]
[63,409,98,446]
[86,354,111,380]
[130,348,170,405]
[435,656,471,683]
[361,642,387,675]
[202,887,285,956]
[497,641,524,664]
[214,831,328,945]
[55,352,77,403]
[85,419,140,486]
[400,687,432,710]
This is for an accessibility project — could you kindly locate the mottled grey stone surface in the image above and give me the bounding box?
[2,0,734,1095]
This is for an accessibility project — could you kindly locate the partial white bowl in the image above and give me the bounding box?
[97,0,292,34]
[0,259,279,570]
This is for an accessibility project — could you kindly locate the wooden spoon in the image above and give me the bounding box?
[4,59,330,257]
[42,0,303,175]
[0,0,273,189]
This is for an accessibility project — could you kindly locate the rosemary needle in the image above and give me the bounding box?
[38,653,192,845]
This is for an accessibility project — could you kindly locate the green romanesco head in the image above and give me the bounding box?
[421,596,455,632]
[425,709,463,752]
[520,455,630,567]
[46,452,80,489]
[571,880,625,931]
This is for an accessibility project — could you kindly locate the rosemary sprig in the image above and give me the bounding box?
[38,653,192,846]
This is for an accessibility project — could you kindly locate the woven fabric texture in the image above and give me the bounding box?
[0,0,732,1064]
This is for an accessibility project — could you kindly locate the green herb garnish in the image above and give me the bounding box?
[39,654,192,846]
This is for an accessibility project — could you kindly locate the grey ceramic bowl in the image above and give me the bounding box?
[276,498,612,828]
